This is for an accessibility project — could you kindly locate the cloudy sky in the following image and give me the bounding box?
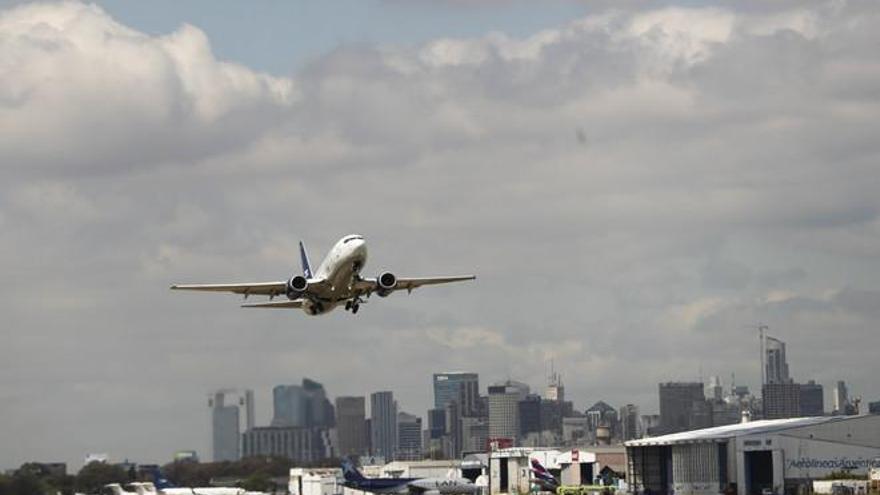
[2,0,880,469]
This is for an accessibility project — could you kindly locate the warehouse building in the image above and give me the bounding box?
[625,415,880,495]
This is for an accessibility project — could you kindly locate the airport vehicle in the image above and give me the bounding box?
[341,460,479,495]
[171,234,474,315]
[530,459,560,492]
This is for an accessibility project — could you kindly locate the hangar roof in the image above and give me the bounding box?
[625,416,851,446]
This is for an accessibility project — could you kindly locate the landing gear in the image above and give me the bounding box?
[345,296,364,314]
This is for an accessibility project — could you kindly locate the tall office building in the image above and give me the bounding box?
[335,396,368,457]
[433,372,480,416]
[444,400,462,458]
[245,389,255,430]
[763,382,801,419]
[460,416,489,453]
[209,389,253,462]
[518,394,542,436]
[273,385,309,427]
[273,379,335,428]
[639,414,661,438]
[370,391,397,459]
[620,404,639,441]
[488,380,530,442]
[799,381,824,417]
[303,378,335,427]
[765,337,791,385]
[539,399,564,436]
[397,412,422,461]
[708,376,724,402]
[427,408,446,440]
[834,381,849,414]
[658,382,707,434]
[546,370,565,403]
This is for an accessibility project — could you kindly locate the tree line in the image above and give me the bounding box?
[0,456,341,495]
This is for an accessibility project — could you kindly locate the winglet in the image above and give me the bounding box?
[299,241,313,278]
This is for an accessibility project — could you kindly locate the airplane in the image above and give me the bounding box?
[529,459,560,492]
[125,473,253,495]
[341,460,479,495]
[170,234,475,315]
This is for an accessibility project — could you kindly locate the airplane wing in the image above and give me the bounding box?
[241,300,303,309]
[353,275,475,294]
[170,281,287,297]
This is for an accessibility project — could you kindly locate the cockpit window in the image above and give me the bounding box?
[343,236,364,243]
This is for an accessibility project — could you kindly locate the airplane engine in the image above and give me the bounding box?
[286,275,308,299]
[376,271,397,297]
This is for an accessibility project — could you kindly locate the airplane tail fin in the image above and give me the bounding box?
[530,459,557,483]
[148,467,175,490]
[341,459,366,483]
[299,241,313,279]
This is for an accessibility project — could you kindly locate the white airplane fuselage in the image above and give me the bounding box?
[408,478,480,495]
[302,235,367,315]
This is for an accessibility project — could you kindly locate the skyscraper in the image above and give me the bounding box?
[433,372,480,416]
[370,391,397,459]
[272,385,309,427]
[658,382,707,434]
[303,378,335,427]
[546,370,564,403]
[765,337,791,384]
[397,412,422,461]
[620,404,639,441]
[799,380,824,417]
[488,380,529,442]
[444,400,462,458]
[209,389,253,462]
[518,394,542,437]
[336,396,368,457]
[763,382,801,419]
[708,376,723,402]
[460,416,489,453]
[834,381,849,414]
[245,389,255,430]
[427,408,446,440]
[273,378,335,428]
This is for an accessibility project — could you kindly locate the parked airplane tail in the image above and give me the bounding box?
[299,241,313,279]
[146,467,175,490]
[530,459,558,486]
[341,459,366,483]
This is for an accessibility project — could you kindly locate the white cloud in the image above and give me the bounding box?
[0,1,296,174]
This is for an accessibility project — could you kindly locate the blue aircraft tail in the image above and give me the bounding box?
[147,467,175,490]
[299,241,313,279]
[341,459,366,484]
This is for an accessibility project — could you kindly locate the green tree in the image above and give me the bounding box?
[0,474,13,495]
[10,471,47,495]
[75,462,128,494]
[240,473,271,493]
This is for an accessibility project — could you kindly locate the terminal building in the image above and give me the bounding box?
[625,415,880,495]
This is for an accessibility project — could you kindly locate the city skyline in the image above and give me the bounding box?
[3,0,880,471]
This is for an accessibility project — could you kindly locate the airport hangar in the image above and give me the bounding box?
[625,415,880,495]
